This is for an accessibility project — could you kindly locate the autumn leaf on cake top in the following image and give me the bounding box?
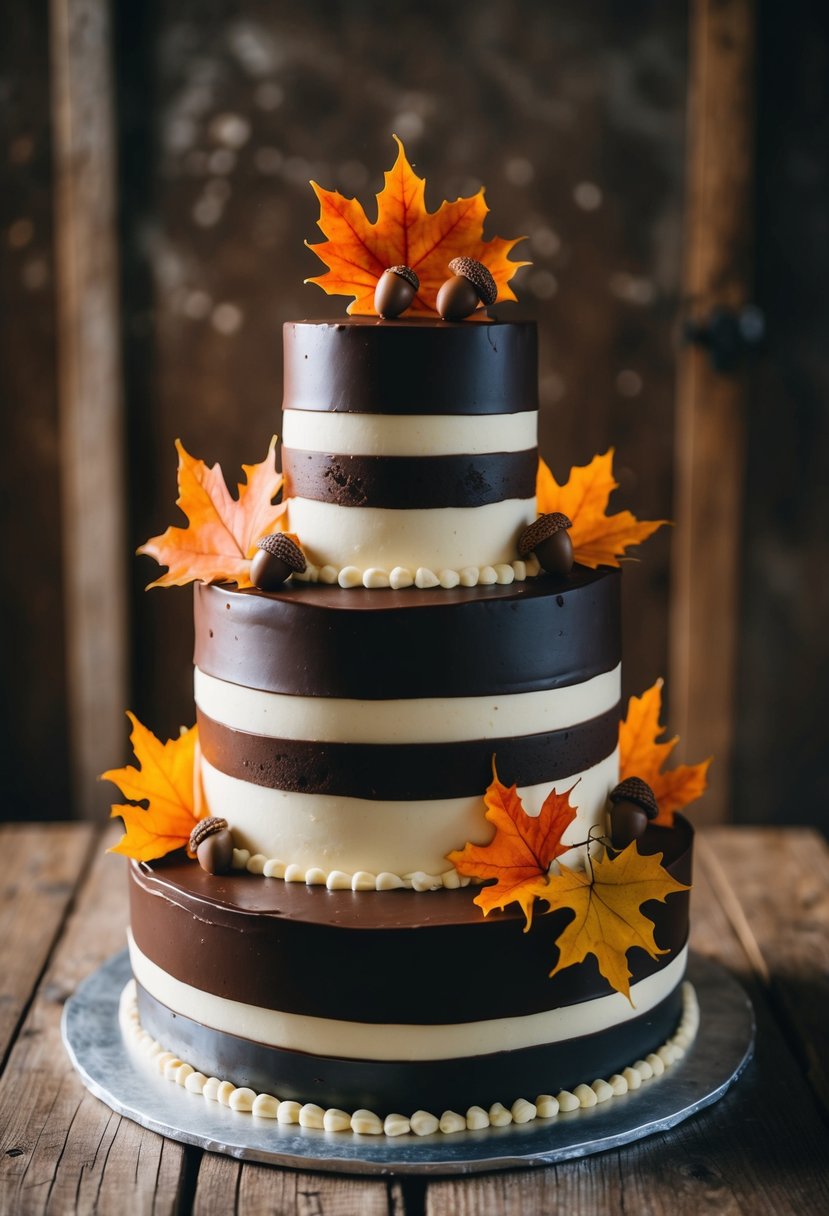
[536,449,667,569]
[103,713,200,863]
[447,763,577,930]
[538,844,689,1003]
[305,135,529,316]
[619,680,711,826]
[138,437,288,589]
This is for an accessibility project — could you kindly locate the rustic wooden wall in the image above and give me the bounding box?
[0,1,69,819]
[5,0,826,831]
[117,0,687,756]
[731,2,829,830]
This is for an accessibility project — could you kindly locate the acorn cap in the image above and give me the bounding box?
[448,257,497,306]
[256,533,307,573]
[385,264,419,291]
[608,778,659,820]
[517,512,573,557]
[189,815,229,853]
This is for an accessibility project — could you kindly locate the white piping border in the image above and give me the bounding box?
[291,554,541,590]
[119,980,698,1137]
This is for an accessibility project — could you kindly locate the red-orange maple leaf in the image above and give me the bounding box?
[447,764,577,929]
[536,449,667,568]
[619,680,711,825]
[102,713,200,863]
[305,135,529,316]
[137,437,287,589]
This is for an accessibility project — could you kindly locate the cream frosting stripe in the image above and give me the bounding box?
[281,409,539,456]
[285,496,536,573]
[202,749,620,876]
[194,664,622,744]
[128,932,688,1061]
[200,749,620,879]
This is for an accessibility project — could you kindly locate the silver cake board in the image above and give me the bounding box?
[61,950,754,1176]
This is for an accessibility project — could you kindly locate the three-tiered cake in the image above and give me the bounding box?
[110,141,703,1137]
[123,317,694,1129]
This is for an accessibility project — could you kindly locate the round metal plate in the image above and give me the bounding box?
[61,950,753,1176]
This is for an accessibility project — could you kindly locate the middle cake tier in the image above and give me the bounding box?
[194,567,621,885]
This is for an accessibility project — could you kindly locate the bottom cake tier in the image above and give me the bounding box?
[126,818,693,1131]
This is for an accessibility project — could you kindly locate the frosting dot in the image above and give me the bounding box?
[466,1105,490,1129]
[439,1110,466,1134]
[410,1110,439,1136]
[299,1103,325,1129]
[338,566,362,588]
[488,1102,512,1126]
[389,566,414,589]
[384,1113,411,1137]
[415,567,440,589]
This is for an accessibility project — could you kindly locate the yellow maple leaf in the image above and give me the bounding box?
[137,437,288,589]
[536,449,667,568]
[447,764,576,930]
[535,843,690,1003]
[620,680,711,825]
[102,713,200,862]
[305,135,529,316]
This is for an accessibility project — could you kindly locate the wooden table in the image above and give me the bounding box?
[1,824,827,1215]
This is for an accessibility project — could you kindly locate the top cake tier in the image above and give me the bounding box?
[282,319,539,585]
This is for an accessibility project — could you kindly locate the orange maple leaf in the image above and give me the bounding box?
[534,843,690,1003]
[619,680,711,826]
[305,135,529,316]
[447,763,577,930]
[102,713,200,863]
[137,437,287,589]
[536,449,667,568]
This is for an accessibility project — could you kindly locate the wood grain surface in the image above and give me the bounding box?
[0,823,827,1215]
[670,0,756,825]
[0,826,186,1215]
[50,0,129,820]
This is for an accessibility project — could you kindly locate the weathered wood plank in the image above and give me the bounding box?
[426,830,829,1216]
[702,827,829,1115]
[51,0,128,818]
[0,0,71,823]
[670,0,756,825]
[0,824,94,1068]
[192,1151,405,1216]
[0,827,186,1214]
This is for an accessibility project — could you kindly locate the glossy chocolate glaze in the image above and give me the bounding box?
[136,982,683,1115]
[196,702,620,800]
[282,448,537,508]
[193,567,621,699]
[283,319,538,414]
[129,817,692,1025]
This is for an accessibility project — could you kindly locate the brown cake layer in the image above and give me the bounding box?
[193,567,621,699]
[129,817,692,1026]
[283,318,538,414]
[196,701,621,800]
[135,981,683,1115]
[282,448,537,508]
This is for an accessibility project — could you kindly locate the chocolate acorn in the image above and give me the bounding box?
[518,512,574,575]
[437,257,498,321]
[608,778,659,849]
[250,533,306,590]
[190,816,234,875]
[374,265,419,319]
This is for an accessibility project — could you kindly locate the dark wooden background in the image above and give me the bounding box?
[2,0,827,832]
